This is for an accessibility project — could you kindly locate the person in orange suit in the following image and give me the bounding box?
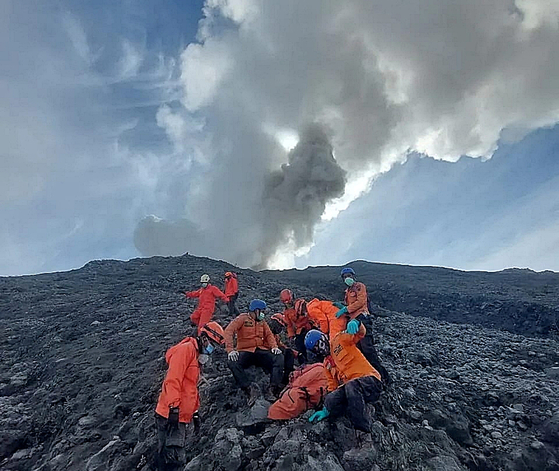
[305,320,383,432]
[225,299,284,405]
[334,267,391,385]
[281,289,312,363]
[268,363,328,420]
[154,322,225,470]
[294,298,347,339]
[185,274,228,333]
[224,272,239,316]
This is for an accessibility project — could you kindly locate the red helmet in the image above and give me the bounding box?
[225,271,232,277]
[280,289,293,304]
[294,299,306,316]
[199,321,225,346]
[271,313,287,327]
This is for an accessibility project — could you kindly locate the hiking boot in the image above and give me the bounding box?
[244,384,260,407]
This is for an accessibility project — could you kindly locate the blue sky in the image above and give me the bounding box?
[2,1,559,275]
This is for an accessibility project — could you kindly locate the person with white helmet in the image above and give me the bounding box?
[224,299,284,405]
[185,274,228,334]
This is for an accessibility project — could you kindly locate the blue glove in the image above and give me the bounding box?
[333,302,345,309]
[335,307,348,318]
[309,407,330,423]
[346,319,360,334]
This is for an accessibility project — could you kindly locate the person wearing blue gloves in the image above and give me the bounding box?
[335,267,391,386]
[305,321,384,432]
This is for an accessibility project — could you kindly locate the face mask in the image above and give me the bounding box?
[344,277,355,287]
[201,282,208,288]
[204,343,215,355]
[256,311,265,322]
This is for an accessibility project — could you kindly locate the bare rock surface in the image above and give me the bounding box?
[0,254,558,470]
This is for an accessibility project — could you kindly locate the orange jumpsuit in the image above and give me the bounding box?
[268,363,328,420]
[155,337,200,423]
[186,284,228,333]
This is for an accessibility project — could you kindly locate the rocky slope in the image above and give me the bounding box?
[1,254,558,471]
[265,261,559,338]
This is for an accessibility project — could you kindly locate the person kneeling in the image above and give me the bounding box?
[305,321,383,433]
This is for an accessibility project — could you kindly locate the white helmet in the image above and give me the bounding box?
[200,274,210,283]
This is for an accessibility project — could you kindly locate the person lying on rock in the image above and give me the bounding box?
[281,289,312,363]
[225,299,284,406]
[268,313,298,383]
[305,322,384,433]
[185,274,228,334]
[154,321,226,471]
[268,362,329,420]
[334,267,391,386]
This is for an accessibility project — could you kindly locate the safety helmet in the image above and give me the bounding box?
[225,271,232,277]
[249,299,267,312]
[200,274,210,283]
[340,267,356,277]
[294,298,306,316]
[199,321,225,346]
[271,313,287,327]
[304,329,325,350]
[280,289,293,304]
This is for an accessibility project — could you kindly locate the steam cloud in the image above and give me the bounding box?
[134,0,559,268]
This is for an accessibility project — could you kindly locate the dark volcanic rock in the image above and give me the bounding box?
[0,254,558,471]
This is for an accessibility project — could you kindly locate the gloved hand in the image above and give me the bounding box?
[168,407,179,426]
[333,302,345,309]
[335,307,348,318]
[309,407,330,423]
[192,411,201,433]
[271,348,282,355]
[346,319,360,334]
[228,350,239,361]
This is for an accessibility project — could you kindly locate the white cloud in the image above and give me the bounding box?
[147,0,559,267]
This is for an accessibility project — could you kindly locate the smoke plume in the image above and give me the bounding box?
[134,0,559,269]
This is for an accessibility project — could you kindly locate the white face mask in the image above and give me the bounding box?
[201,282,208,288]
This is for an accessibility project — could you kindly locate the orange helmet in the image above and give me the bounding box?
[280,289,293,304]
[271,313,287,327]
[199,321,225,345]
[225,271,232,277]
[294,299,306,316]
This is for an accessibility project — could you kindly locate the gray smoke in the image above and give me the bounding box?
[133,124,346,268]
[259,124,346,266]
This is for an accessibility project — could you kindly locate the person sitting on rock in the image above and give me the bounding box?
[281,289,312,363]
[225,299,284,406]
[334,267,391,385]
[224,271,240,317]
[268,362,329,420]
[154,321,226,471]
[304,321,384,433]
[268,313,298,383]
[185,274,228,334]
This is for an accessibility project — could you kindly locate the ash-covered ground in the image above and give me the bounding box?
[1,255,558,471]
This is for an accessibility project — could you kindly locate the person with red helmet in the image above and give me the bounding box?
[280,289,312,363]
[223,271,239,316]
[185,274,228,334]
[154,322,225,470]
